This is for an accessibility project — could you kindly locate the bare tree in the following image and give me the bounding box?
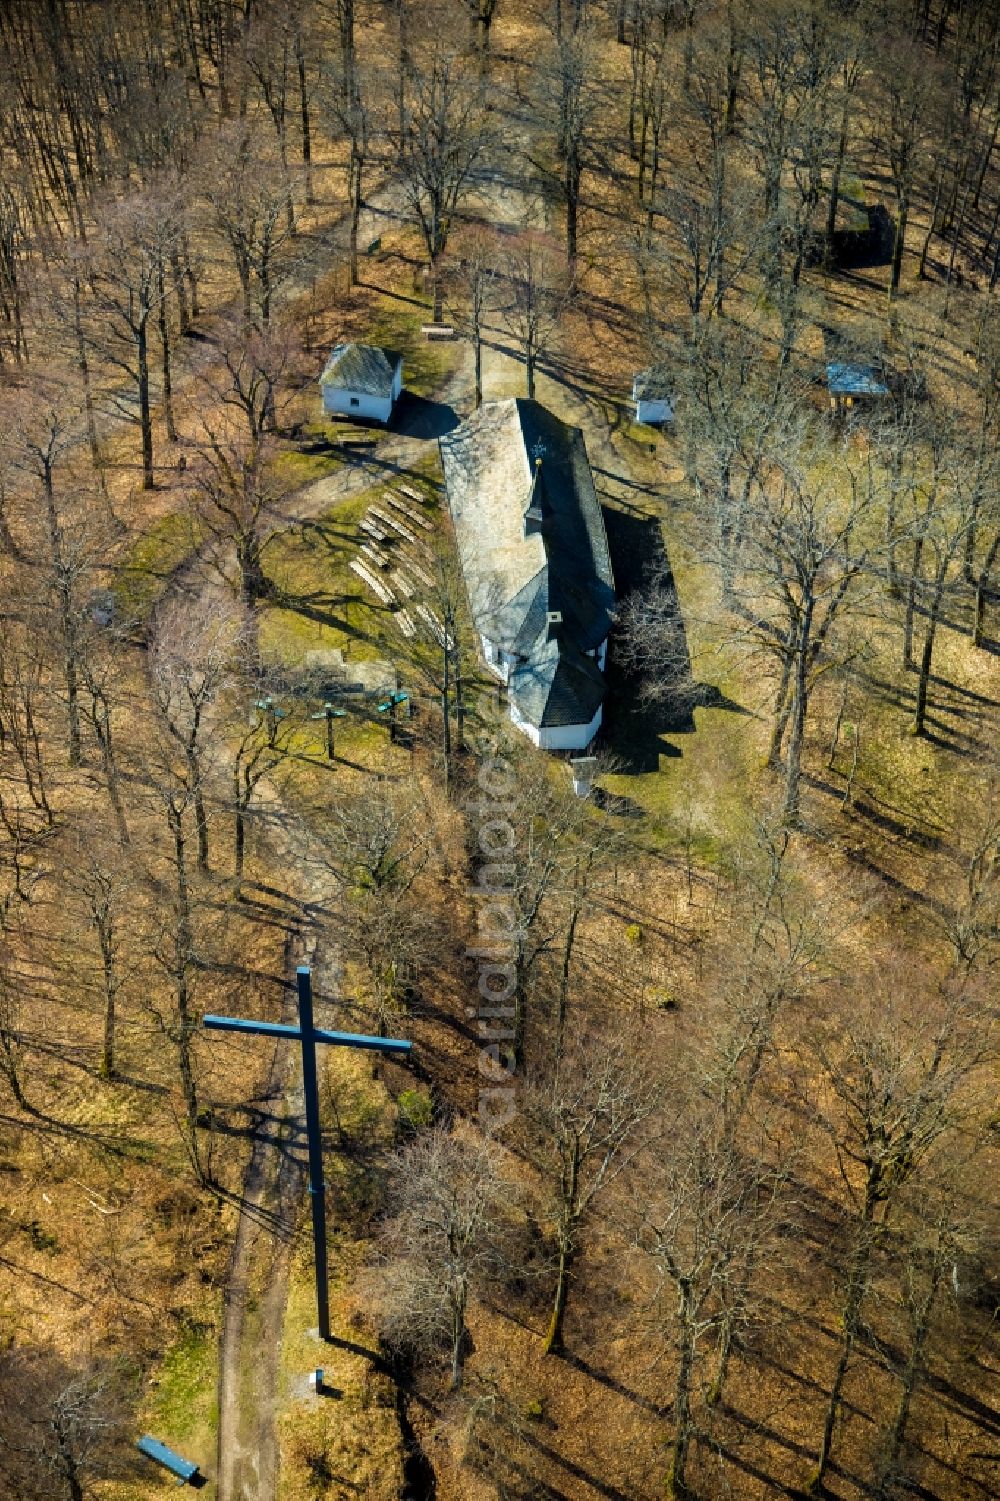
[446,226,499,408]
[532,20,602,267]
[617,562,696,713]
[317,779,434,1030]
[322,56,383,286]
[13,401,108,769]
[802,990,984,1493]
[0,1351,131,1501]
[374,1123,515,1389]
[717,435,878,822]
[83,185,182,489]
[66,833,132,1080]
[879,35,937,303]
[201,120,297,328]
[639,1122,787,1499]
[523,1024,660,1356]
[150,607,240,876]
[399,43,489,319]
[188,394,288,609]
[499,232,570,400]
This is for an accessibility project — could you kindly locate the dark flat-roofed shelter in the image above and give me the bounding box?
[826,361,890,415]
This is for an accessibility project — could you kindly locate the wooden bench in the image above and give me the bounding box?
[360,542,391,570]
[358,515,389,544]
[398,484,430,506]
[350,558,396,606]
[136,1435,201,1486]
[395,608,416,638]
[420,323,456,340]
[387,492,433,530]
[400,553,434,589]
[368,505,417,545]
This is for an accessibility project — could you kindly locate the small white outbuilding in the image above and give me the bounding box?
[320,343,403,424]
[632,368,674,426]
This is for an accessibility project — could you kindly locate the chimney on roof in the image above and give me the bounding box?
[546,610,562,641]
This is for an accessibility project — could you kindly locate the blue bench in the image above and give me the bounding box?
[137,1434,201,1485]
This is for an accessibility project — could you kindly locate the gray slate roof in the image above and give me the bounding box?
[509,637,608,728]
[320,343,401,397]
[826,362,890,398]
[440,399,615,731]
[633,368,672,401]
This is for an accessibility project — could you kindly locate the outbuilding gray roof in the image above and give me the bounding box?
[320,343,401,397]
[633,367,672,401]
[826,362,890,398]
[440,399,614,733]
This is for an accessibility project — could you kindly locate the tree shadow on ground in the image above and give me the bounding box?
[388,391,459,439]
[600,507,748,774]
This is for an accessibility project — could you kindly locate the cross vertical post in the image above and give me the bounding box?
[296,966,331,1341]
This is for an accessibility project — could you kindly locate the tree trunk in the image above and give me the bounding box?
[157,258,176,443]
[767,648,794,768]
[825,116,850,260]
[810,1199,878,1492]
[562,143,580,266]
[99,927,117,1079]
[903,533,925,669]
[974,531,1000,646]
[138,313,154,488]
[170,805,203,1181]
[877,1259,942,1496]
[348,143,362,286]
[91,696,130,846]
[783,602,813,825]
[890,196,909,296]
[543,1239,574,1354]
[669,1286,696,1498]
[297,29,313,203]
[234,769,246,877]
[73,276,102,476]
[449,1282,468,1389]
[910,569,947,735]
[441,632,452,788]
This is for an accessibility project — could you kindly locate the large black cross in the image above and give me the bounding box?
[204,966,412,1342]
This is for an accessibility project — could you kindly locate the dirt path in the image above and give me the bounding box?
[214,934,310,1501]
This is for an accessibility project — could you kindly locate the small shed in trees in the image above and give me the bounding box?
[632,369,674,426]
[320,343,402,423]
[826,362,890,415]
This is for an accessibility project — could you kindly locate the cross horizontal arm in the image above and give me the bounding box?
[202,1014,412,1053]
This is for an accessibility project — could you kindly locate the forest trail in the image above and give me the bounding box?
[214,934,309,1501]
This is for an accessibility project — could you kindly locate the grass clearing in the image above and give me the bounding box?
[260,488,392,669]
[114,510,201,625]
[101,1307,220,1501]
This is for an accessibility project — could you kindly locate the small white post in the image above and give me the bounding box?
[568,756,598,799]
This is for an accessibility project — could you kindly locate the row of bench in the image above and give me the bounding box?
[385,489,433,531]
[346,484,445,646]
